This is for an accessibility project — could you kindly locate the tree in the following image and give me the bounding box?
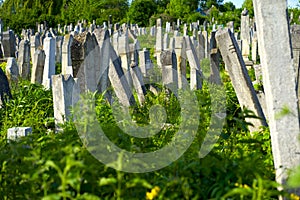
[127,0,157,26]
[165,0,198,22]
[199,0,224,10]
[242,0,254,17]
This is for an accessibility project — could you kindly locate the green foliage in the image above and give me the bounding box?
[0,80,54,138]
[242,0,254,18]
[0,73,289,199]
[127,0,157,27]
[0,0,129,32]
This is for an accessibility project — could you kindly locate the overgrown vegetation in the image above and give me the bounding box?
[0,64,298,199]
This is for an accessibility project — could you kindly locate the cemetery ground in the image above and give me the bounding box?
[0,31,299,199]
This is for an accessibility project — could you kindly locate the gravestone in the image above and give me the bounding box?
[251,32,258,64]
[174,36,187,89]
[17,39,31,79]
[7,127,32,141]
[197,31,206,62]
[130,61,147,104]
[43,32,56,89]
[6,57,19,83]
[56,36,63,64]
[62,34,73,75]
[163,33,169,50]
[93,29,110,95]
[185,36,202,90]
[241,8,251,61]
[160,50,178,91]
[202,31,209,58]
[109,42,136,107]
[290,25,300,109]
[31,48,46,84]
[139,48,152,77]
[209,31,221,85]
[71,32,98,92]
[0,67,12,107]
[30,33,41,65]
[52,74,80,131]
[2,30,16,58]
[156,19,163,67]
[216,29,267,132]
[253,0,300,194]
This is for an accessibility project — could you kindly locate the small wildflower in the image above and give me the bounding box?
[243,184,249,189]
[290,193,300,200]
[146,186,160,200]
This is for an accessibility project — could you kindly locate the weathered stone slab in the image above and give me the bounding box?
[7,127,32,141]
[17,39,31,80]
[56,36,63,64]
[6,57,19,83]
[30,33,41,64]
[209,31,221,85]
[31,48,46,84]
[130,61,147,104]
[139,48,152,77]
[185,36,202,90]
[62,34,73,75]
[174,36,187,89]
[42,32,56,89]
[71,32,98,92]
[253,0,300,194]
[160,50,178,91]
[109,42,136,107]
[241,8,250,61]
[2,30,16,58]
[216,29,267,132]
[0,67,12,107]
[52,74,79,131]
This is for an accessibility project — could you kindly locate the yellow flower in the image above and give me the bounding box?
[146,186,160,200]
[290,193,300,200]
[146,192,154,200]
[243,184,249,189]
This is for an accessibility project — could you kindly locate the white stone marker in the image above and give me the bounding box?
[253,0,300,195]
[7,127,32,141]
[42,32,56,89]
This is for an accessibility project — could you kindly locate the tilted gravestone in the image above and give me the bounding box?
[130,61,147,104]
[253,0,300,194]
[31,48,46,84]
[109,42,136,107]
[2,30,16,58]
[6,57,19,83]
[290,24,300,109]
[216,29,267,132]
[0,67,12,107]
